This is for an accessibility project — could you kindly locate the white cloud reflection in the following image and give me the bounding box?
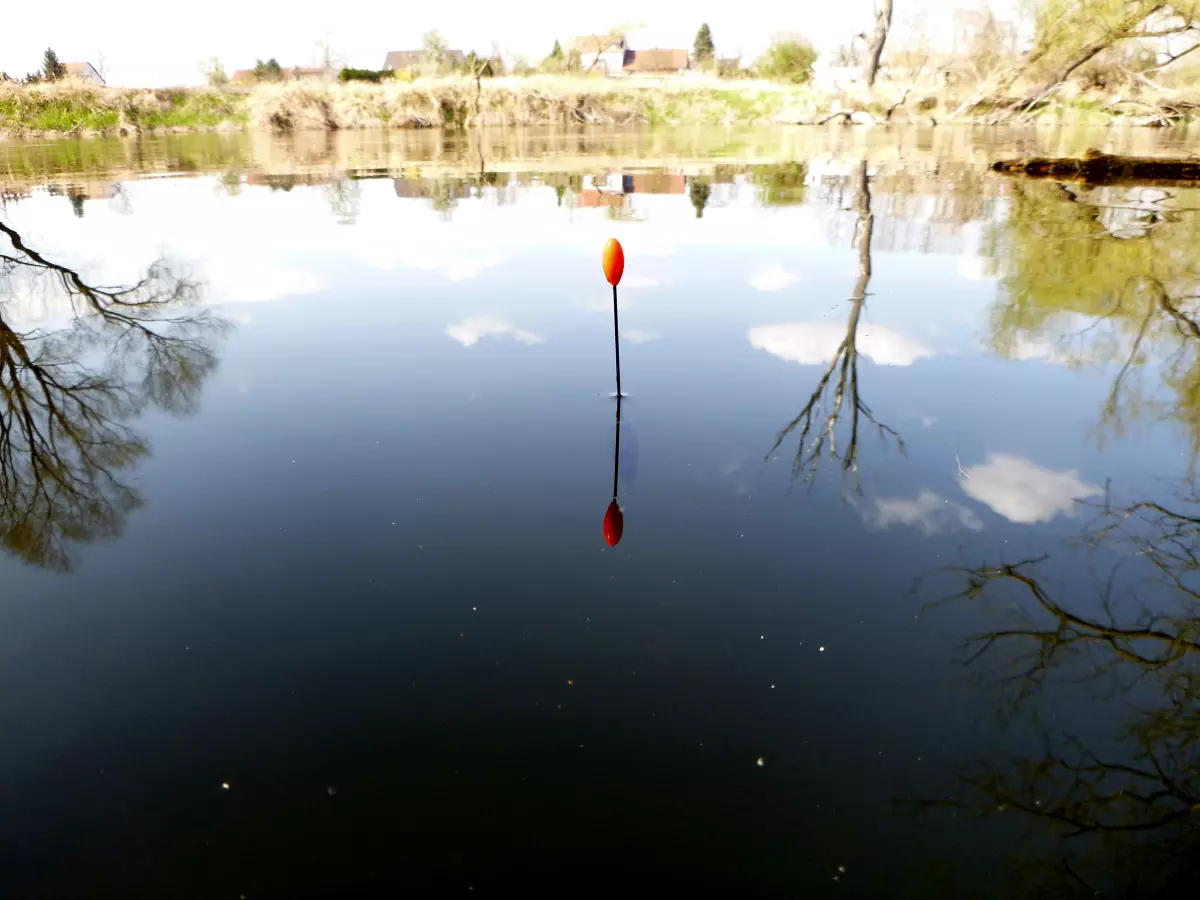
[959,453,1103,524]
[749,264,799,292]
[622,328,661,344]
[445,317,545,348]
[748,322,934,367]
[864,490,983,536]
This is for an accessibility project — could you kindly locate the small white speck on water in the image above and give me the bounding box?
[327,786,336,796]
[838,865,846,873]
[771,684,775,689]
[756,757,765,767]
[819,646,825,652]
[472,606,477,611]
[221,782,230,790]
[760,635,764,640]
[185,646,190,651]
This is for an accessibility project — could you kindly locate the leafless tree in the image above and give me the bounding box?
[911,485,1200,895]
[766,160,903,489]
[863,0,895,86]
[0,221,229,570]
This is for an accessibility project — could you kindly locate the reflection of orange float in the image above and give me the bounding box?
[603,499,624,547]
[602,238,626,547]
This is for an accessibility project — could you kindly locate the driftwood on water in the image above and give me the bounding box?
[991,148,1200,187]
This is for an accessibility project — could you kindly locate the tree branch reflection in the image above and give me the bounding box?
[985,180,1200,468]
[0,220,229,570]
[915,481,1200,894]
[768,161,904,488]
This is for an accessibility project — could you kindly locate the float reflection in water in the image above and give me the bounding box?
[603,237,625,546]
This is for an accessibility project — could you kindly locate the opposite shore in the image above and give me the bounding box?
[3,75,1200,139]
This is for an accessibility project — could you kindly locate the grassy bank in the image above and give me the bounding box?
[4,76,1200,138]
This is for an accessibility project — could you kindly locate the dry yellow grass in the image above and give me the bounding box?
[5,73,1200,137]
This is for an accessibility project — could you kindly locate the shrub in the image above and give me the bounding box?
[755,38,817,85]
[340,68,388,83]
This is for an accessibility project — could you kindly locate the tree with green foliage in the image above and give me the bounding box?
[422,30,451,74]
[693,24,715,64]
[252,58,283,82]
[550,40,563,59]
[1011,0,1200,94]
[983,176,1200,460]
[688,178,711,218]
[200,57,228,86]
[754,36,817,84]
[42,48,65,82]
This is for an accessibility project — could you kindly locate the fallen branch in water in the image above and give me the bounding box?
[991,148,1200,186]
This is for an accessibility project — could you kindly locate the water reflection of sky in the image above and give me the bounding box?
[3,153,1200,896]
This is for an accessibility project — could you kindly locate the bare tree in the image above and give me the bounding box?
[766,160,903,488]
[0,221,230,570]
[863,0,894,86]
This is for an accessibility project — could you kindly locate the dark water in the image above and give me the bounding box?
[3,128,1200,898]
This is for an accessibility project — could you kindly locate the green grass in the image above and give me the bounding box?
[125,91,247,129]
[0,97,118,132]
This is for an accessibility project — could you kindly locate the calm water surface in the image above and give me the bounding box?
[3,128,1200,897]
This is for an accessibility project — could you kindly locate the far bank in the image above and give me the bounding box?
[4,75,1200,139]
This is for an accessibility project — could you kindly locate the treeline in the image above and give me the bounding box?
[0,48,66,84]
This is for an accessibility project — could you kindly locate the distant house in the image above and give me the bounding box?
[577,169,687,206]
[382,50,467,73]
[625,172,687,194]
[570,35,628,75]
[63,62,104,85]
[623,49,690,75]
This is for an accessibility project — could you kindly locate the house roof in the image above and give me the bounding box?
[571,35,625,56]
[383,49,467,70]
[63,62,104,83]
[624,49,690,72]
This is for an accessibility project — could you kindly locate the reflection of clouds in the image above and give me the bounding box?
[749,264,799,292]
[864,490,983,536]
[956,255,997,282]
[622,274,662,289]
[207,261,326,305]
[748,322,934,367]
[585,294,633,312]
[445,317,546,348]
[622,328,660,344]
[959,453,1103,524]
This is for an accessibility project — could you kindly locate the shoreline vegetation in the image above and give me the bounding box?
[4,127,1199,203]
[6,73,1200,140]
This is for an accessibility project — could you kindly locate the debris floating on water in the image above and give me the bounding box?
[756,757,765,767]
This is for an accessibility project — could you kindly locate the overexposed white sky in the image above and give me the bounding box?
[3,0,1018,88]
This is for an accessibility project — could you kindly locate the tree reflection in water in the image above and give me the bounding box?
[767,160,904,489]
[985,178,1200,466]
[917,481,1200,896]
[0,221,229,571]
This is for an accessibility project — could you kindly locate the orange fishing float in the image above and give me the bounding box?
[602,238,624,287]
